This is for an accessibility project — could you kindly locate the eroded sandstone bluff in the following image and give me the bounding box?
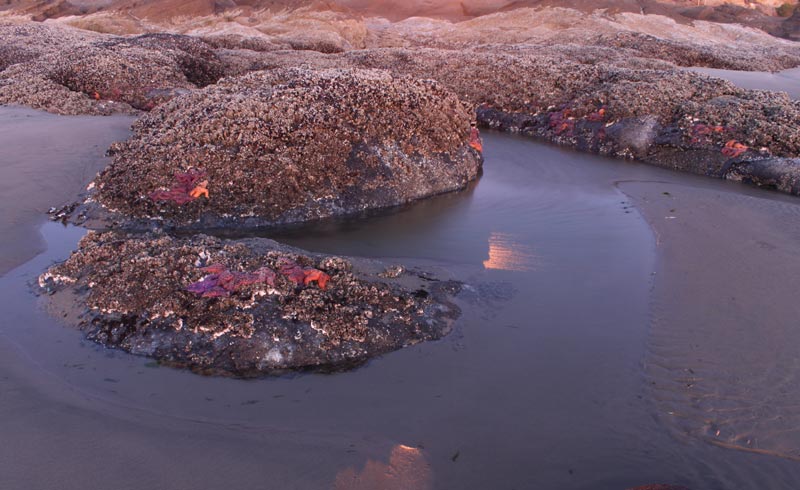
[84,67,482,229]
[39,232,461,376]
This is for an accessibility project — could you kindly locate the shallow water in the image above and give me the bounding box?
[689,66,800,99]
[5,128,800,489]
[0,107,134,274]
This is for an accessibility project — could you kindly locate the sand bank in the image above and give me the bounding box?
[620,179,800,461]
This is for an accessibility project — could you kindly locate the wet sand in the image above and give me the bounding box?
[0,106,133,275]
[620,180,800,460]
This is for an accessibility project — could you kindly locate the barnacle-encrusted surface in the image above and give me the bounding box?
[90,67,482,228]
[246,47,798,192]
[39,231,461,376]
[228,47,800,179]
[0,22,223,114]
[336,48,800,161]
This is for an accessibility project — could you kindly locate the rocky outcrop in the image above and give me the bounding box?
[242,47,800,192]
[0,23,223,114]
[274,46,799,195]
[588,30,800,71]
[288,47,799,193]
[39,231,461,376]
[724,157,800,193]
[87,67,482,229]
[473,67,800,187]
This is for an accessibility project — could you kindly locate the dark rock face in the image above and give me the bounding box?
[39,232,461,376]
[90,68,482,229]
[724,157,800,194]
[781,7,800,41]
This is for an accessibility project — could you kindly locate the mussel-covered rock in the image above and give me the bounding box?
[39,231,462,376]
[0,23,223,114]
[89,67,482,228]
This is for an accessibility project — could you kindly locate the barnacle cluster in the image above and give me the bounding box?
[91,67,481,226]
[41,231,461,376]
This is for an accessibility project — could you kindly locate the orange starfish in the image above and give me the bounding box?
[303,269,330,290]
[721,140,748,158]
[469,126,483,153]
[189,180,209,199]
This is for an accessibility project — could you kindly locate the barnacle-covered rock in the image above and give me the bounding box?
[0,23,222,114]
[259,47,800,159]
[39,231,461,376]
[89,67,482,228]
[95,33,226,87]
[321,47,800,194]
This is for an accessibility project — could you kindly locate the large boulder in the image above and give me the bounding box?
[90,67,482,228]
[39,231,461,376]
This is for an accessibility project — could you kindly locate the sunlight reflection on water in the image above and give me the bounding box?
[334,444,432,490]
[482,231,537,272]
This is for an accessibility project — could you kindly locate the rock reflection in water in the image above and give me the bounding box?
[333,445,432,490]
[482,232,536,272]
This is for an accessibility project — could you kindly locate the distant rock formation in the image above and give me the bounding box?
[0,24,223,114]
[780,5,800,40]
[3,0,799,35]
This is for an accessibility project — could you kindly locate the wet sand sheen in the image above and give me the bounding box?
[620,180,800,460]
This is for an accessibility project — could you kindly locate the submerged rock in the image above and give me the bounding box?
[87,67,482,229]
[39,231,461,376]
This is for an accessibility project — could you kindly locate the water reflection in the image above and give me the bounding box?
[482,232,537,272]
[333,445,432,490]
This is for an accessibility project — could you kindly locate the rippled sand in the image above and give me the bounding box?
[621,180,800,461]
